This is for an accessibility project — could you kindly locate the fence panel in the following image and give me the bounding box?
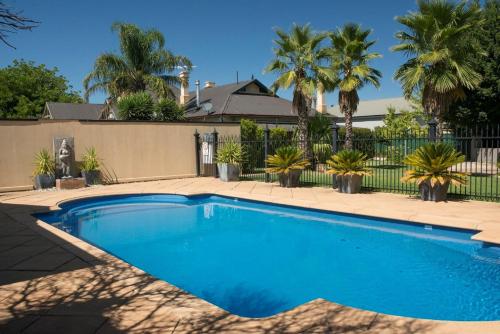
[195,123,500,202]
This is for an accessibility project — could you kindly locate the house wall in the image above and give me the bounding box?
[0,120,240,192]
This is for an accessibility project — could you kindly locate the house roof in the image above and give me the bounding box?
[184,79,313,119]
[44,102,105,120]
[327,97,413,118]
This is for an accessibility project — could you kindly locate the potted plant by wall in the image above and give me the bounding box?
[265,146,309,188]
[326,150,371,194]
[216,140,243,182]
[80,147,101,186]
[33,149,55,190]
[401,143,467,202]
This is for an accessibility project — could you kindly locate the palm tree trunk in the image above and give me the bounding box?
[423,86,451,139]
[339,90,358,150]
[293,87,310,158]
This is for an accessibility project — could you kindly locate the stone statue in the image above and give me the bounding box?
[58,139,73,178]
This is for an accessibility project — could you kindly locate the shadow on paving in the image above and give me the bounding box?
[0,201,439,334]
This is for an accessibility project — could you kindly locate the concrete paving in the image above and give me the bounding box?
[0,178,499,333]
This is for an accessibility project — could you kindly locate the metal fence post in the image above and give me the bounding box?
[428,118,438,142]
[331,120,339,189]
[212,128,219,178]
[264,125,270,183]
[194,130,201,177]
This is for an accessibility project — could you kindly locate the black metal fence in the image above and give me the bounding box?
[195,122,500,202]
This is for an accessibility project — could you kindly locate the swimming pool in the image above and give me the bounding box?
[36,194,500,321]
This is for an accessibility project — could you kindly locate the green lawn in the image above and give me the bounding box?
[241,165,500,201]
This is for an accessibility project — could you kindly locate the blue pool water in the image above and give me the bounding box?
[36,194,500,320]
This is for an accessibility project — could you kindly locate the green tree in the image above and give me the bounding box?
[84,22,192,102]
[447,0,500,125]
[265,24,334,156]
[328,23,382,149]
[0,60,82,119]
[117,92,154,120]
[154,98,184,121]
[378,106,426,137]
[392,0,483,134]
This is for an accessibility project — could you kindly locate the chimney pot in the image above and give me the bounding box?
[204,81,216,89]
[179,71,190,105]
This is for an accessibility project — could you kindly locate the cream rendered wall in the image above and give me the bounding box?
[0,120,240,192]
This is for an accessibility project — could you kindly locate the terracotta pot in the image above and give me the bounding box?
[278,169,302,188]
[418,180,450,202]
[336,174,363,194]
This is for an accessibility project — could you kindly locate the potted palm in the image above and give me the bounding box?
[80,147,101,186]
[216,140,242,182]
[326,150,371,194]
[265,146,309,188]
[401,143,467,202]
[33,149,55,190]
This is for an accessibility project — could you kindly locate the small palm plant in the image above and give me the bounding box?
[265,146,309,188]
[326,150,371,194]
[81,147,101,185]
[216,140,243,182]
[33,149,55,189]
[401,143,467,201]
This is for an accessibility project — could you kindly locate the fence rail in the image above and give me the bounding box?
[195,122,500,202]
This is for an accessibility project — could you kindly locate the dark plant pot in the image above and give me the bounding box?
[34,174,55,190]
[217,163,240,182]
[336,174,363,194]
[419,181,449,202]
[82,170,101,186]
[278,169,302,188]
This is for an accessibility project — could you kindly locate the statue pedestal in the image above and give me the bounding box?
[56,178,86,190]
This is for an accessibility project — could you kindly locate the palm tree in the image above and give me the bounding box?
[328,23,382,150]
[84,22,192,102]
[392,0,483,135]
[265,24,334,155]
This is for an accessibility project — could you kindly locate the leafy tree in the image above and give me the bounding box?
[84,22,192,102]
[154,98,184,121]
[269,127,289,143]
[328,23,382,149]
[117,92,154,120]
[0,60,82,119]
[392,0,483,134]
[447,0,500,125]
[265,24,334,156]
[377,106,426,137]
[0,1,38,48]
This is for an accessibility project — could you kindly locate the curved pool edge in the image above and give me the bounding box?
[17,211,500,331]
[48,192,498,246]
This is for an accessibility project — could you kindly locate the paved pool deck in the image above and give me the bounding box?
[0,178,499,333]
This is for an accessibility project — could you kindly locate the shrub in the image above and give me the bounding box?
[216,140,243,164]
[265,146,309,174]
[33,149,55,176]
[81,147,100,172]
[117,92,154,120]
[338,127,375,158]
[385,145,405,165]
[401,143,467,187]
[270,127,289,144]
[313,143,333,164]
[240,119,264,172]
[154,98,184,121]
[326,150,372,176]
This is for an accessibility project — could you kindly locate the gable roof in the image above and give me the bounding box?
[44,102,105,120]
[184,79,314,119]
[327,97,413,118]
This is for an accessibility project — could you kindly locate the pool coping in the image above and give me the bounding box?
[1,179,500,333]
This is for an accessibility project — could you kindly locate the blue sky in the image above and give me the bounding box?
[2,0,419,104]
